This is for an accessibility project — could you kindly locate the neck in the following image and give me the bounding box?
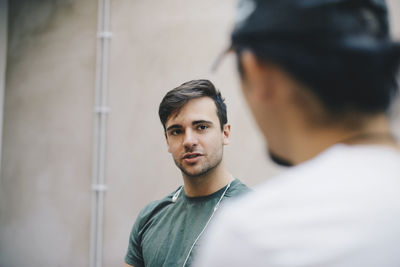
[182,163,232,197]
[286,113,399,165]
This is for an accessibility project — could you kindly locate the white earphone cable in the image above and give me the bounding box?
[181,179,233,267]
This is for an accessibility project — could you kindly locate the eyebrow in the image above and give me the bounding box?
[166,124,182,132]
[166,120,213,132]
[192,120,213,126]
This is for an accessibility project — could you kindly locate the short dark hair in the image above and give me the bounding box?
[159,79,227,131]
[236,42,400,115]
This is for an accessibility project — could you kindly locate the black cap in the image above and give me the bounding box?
[212,0,400,115]
[231,0,392,51]
[212,0,394,71]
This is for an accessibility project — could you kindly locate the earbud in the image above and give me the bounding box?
[172,186,183,203]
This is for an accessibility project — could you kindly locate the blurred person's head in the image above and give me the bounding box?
[158,79,231,178]
[229,0,400,166]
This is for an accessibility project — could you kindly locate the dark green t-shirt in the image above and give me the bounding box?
[125,179,250,267]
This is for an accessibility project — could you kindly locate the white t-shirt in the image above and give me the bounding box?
[194,144,400,267]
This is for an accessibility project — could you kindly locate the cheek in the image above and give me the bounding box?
[241,85,264,121]
[204,136,225,151]
[241,82,256,109]
[167,142,180,155]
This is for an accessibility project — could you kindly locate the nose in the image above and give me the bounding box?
[183,129,198,149]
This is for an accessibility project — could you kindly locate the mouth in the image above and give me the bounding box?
[183,153,203,159]
[182,153,203,164]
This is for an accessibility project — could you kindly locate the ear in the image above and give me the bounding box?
[222,123,231,145]
[241,51,276,102]
[165,133,171,153]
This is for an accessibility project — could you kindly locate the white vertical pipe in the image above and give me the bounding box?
[89,0,111,266]
[0,0,8,174]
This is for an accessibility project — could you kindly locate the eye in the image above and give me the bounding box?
[169,129,182,136]
[197,125,208,131]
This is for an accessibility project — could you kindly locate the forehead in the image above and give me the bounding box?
[165,97,219,127]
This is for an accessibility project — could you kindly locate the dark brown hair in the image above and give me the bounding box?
[159,79,227,131]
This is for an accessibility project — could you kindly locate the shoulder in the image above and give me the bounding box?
[133,187,181,229]
[225,178,252,198]
[194,146,400,266]
[205,144,400,249]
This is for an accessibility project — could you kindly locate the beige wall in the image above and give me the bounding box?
[1,1,399,266]
[0,0,7,173]
[1,0,96,266]
[103,1,282,265]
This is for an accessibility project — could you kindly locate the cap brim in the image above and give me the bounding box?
[210,45,234,73]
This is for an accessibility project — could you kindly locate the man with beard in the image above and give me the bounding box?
[194,0,400,266]
[123,79,250,267]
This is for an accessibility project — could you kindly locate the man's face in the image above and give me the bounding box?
[238,51,294,166]
[164,97,230,178]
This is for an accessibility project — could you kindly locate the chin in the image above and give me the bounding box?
[182,164,215,178]
[184,169,208,178]
[268,149,294,167]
